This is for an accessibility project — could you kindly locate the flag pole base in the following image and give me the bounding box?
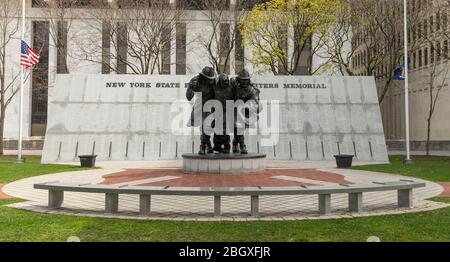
[403,159,414,165]
[15,158,25,164]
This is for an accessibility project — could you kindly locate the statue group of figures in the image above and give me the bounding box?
[186,67,262,155]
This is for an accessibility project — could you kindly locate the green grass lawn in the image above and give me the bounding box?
[0,197,449,242]
[353,155,450,182]
[0,155,449,242]
[0,155,89,183]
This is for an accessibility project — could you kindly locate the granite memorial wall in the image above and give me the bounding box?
[41,74,389,163]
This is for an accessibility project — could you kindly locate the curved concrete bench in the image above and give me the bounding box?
[34,180,426,217]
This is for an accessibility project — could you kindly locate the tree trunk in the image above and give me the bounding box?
[426,117,431,156]
[0,110,5,156]
[378,78,393,104]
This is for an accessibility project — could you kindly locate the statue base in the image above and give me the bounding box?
[182,153,267,174]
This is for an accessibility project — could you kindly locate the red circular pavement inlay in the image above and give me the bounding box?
[101,169,352,187]
[0,183,13,199]
[439,182,450,197]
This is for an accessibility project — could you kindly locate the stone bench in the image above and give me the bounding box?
[34,180,426,217]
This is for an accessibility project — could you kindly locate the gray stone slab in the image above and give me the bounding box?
[219,160,231,172]
[49,190,64,209]
[231,159,243,172]
[251,195,259,217]
[208,160,220,172]
[305,135,324,161]
[214,196,221,216]
[198,159,208,172]
[289,135,307,160]
[318,194,331,215]
[398,189,413,208]
[139,194,151,216]
[242,159,253,171]
[105,193,119,213]
[348,192,363,213]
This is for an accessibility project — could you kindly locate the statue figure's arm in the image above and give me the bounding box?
[253,87,263,113]
[186,78,198,101]
[230,78,238,101]
[186,88,195,101]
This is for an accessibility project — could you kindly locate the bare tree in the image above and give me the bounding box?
[425,57,449,156]
[349,0,431,104]
[0,0,20,155]
[191,0,247,74]
[80,0,186,75]
[33,0,80,74]
[315,0,355,76]
[436,0,449,41]
[423,1,450,155]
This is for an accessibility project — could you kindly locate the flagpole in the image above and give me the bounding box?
[403,0,412,164]
[16,0,26,164]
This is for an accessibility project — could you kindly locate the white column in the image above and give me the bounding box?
[16,0,27,163]
[403,0,412,162]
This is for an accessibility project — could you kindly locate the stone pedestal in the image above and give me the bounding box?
[182,153,266,174]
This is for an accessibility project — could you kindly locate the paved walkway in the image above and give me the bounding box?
[3,160,447,221]
[2,150,43,156]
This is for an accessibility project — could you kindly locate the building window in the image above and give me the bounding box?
[443,11,448,30]
[236,0,268,10]
[408,28,411,44]
[176,23,186,75]
[33,0,114,8]
[444,40,449,60]
[31,0,48,7]
[116,22,128,74]
[102,22,111,74]
[277,25,288,75]
[293,34,312,75]
[31,21,50,136]
[235,24,244,73]
[424,48,428,65]
[219,23,231,74]
[431,44,435,63]
[57,21,68,74]
[430,15,434,33]
[161,23,171,75]
[417,23,421,39]
[436,11,441,31]
[436,41,442,62]
[118,0,170,8]
[177,0,230,10]
[423,19,428,37]
[418,49,422,67]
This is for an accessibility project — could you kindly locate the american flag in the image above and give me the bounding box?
[20,40,40,69]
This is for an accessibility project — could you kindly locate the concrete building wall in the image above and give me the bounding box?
[4,0,313,140]
[380,61,450,149]
[350,0,450,150]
